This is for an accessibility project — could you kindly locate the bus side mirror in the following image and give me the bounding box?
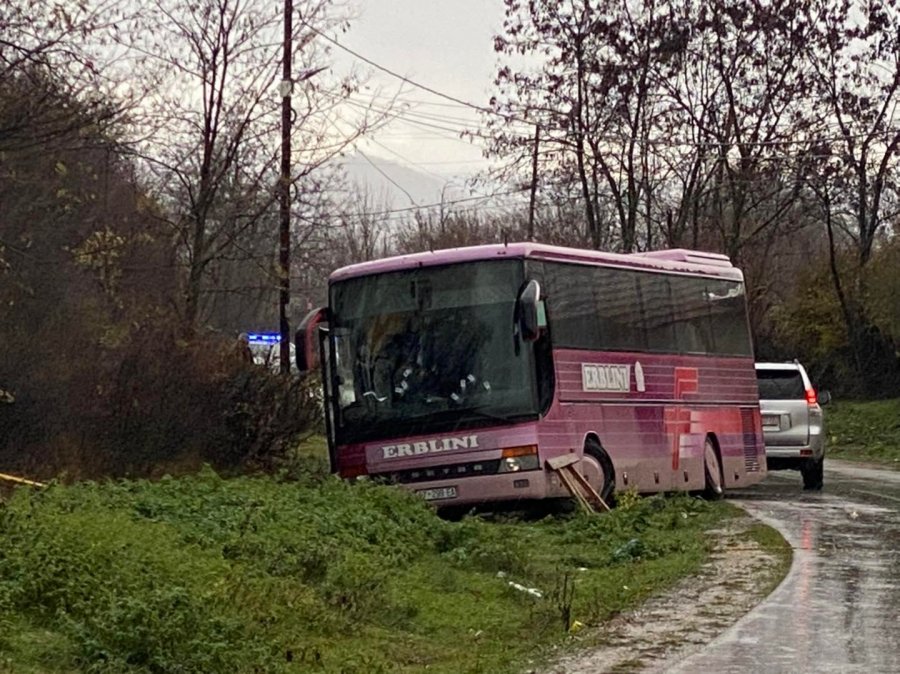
[295,307,327,373]
[518,280,545,342]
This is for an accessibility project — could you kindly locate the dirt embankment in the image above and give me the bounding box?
[548,513,790,674]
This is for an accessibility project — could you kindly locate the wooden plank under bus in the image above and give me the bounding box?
[565,465,611,512]
[555,467,594,513]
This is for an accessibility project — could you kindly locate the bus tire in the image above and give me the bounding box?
[584,438,616,507]
[703,436,725,500]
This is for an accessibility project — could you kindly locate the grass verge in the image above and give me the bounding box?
[0,467,736,673]
[826,398,900,467]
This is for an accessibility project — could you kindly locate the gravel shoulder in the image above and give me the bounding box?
[547,508,791,674]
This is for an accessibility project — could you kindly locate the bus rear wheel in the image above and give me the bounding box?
[703,437,725,500]
[583,439,616,507]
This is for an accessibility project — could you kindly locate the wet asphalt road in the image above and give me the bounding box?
[665,459,900,674]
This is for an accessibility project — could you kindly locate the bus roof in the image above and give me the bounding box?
[329,242,744,283]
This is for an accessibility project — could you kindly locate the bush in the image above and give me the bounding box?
[0,317,322,480]
[222,369,323,471]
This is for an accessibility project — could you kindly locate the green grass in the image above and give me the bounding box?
[826,398,900,467]
[0,460,737,673]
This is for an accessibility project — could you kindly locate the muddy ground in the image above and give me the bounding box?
[547,513,789,674]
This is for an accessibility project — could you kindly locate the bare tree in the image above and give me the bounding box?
[801,0,900,391]
[620,0,818,263]
[487,0,819,260]
[288,177,396,312]
[489,1,708,251]
[806,0,900,269]
[119,0,390,332]
[0,0,137,151]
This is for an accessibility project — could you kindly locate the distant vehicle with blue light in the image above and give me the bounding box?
[246,333,297,373]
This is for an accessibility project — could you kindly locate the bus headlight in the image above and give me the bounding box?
[498,445,539,473]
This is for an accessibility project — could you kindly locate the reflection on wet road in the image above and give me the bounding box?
[666,459,900,673]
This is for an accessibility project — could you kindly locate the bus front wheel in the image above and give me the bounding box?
[703,437,725,500]
[583,439,616,507]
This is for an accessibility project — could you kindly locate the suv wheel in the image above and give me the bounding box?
[801,457,824,491]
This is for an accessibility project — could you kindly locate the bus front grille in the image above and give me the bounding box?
[376,459,503,484]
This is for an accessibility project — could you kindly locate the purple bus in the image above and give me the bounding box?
[298,243,766,507]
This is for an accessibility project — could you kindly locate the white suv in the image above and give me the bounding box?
[755,361,830,490]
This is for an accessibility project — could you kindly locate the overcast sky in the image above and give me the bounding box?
[329,0,508,181]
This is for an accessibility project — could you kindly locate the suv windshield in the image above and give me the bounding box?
[757,369,805,399]
[329,260,537,443]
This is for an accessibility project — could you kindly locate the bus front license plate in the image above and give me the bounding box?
[418,486,458,501]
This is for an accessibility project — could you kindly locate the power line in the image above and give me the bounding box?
[307,21,900,151]
[343,95,483,127]
[303,20,530,125]
[363,136,454,181]
[343,156,491,166]
[307,25,900,154]
[319,107,503,211]
[318,187,530,221]
[356,88,476,110]
[330,92,505,140]
[365,132,482,142]
[356,149,419,206]
[345,88,900,151]
[319,107,465,193]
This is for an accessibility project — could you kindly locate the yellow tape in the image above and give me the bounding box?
[0,472,46,488]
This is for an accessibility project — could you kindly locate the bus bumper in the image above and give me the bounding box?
[397,469,571,506]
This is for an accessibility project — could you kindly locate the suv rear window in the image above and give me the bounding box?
[756,370,805,399]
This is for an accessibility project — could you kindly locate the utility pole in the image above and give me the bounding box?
[278,0,293,375]
[527,124,540,241]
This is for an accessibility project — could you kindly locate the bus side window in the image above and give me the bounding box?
[669,275,714,354]
[593,268,645,350]
[638,273,676,353]
[706,280,752,356]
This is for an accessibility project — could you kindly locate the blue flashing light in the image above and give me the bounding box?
[247,332,281,345]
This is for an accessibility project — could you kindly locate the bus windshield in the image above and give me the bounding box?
[329,259,537,443]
